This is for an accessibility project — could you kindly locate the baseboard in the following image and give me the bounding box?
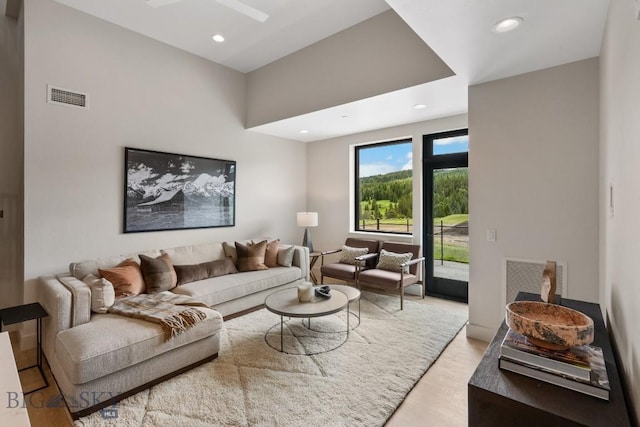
[466,322,496,343]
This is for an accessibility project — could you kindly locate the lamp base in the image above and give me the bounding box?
[302,228,314,253]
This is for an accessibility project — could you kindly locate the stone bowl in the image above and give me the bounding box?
[505,301,594,350]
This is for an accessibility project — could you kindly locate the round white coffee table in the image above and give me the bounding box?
[327,284,361,329]
[264,287,349,355]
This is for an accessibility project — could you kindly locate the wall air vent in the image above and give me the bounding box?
[47,85,89,109]
[502,257,567,312]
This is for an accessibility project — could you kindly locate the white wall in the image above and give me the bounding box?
[246,10,453,128]
[600,0,640,422]
[22,0,307,300]
[467,58,600,341]
[0,0,23,309]
[306,114,467,253]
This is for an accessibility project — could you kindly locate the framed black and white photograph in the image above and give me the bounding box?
[124,147,235,233]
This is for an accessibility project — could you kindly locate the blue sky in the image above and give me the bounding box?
[433,135,469,155]
[358,135,469,177]
[359,142,412,177]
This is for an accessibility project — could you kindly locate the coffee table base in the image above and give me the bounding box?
[264,310,350,356]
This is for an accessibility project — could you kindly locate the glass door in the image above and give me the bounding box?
[423,130,469,303]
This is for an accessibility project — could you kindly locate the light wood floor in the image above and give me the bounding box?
[10,286,487,427]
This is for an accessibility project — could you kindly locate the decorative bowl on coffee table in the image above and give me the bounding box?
[505,301,594,350]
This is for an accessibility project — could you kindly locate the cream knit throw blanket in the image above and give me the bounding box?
[108,293,208,341]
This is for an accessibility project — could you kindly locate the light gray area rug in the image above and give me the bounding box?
[76,291,468,427]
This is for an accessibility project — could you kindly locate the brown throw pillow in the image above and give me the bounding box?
[139,253,177,293]
[98,259,145,298]
[264,239,280,267]
[222,241,238,266]
[235,240,268,272]
[174,258,238,286]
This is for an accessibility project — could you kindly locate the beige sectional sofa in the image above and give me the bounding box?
[37,241,309,418]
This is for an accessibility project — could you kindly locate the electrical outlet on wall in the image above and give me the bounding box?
[486,229,497,242]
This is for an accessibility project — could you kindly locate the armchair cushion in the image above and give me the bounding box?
[320,263,358,281]
[376,249,412,273]
[358,269,418,289]
[339,246,369,265]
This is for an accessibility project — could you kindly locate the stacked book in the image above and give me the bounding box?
[499,328,611,400]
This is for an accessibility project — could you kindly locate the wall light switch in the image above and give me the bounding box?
[486,229,497,242]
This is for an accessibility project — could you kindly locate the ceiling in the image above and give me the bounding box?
[53,0,609,142]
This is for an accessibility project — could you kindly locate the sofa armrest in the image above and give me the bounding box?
[291,245,310,281]
[38,275,74,361]
[55,274,92,327]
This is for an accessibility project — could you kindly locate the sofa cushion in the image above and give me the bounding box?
[98,260,146,298]
[82,274,115,314]
[222,241,238,265]
[139,254,177,293]
[171,266,302,306]
[161,243,224,265]
[174,258,238,286]
[235,240,268,272]
[277,245,295,267]
[55,305,222,384]
[69,250,162,280]
[264,240,280,267]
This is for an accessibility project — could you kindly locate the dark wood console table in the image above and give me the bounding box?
[468,292,631,427]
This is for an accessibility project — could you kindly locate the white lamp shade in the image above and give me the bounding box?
[297,212,318,227]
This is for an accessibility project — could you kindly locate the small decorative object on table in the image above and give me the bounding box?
[505,300,594,350]
[501,299,609,400]
[297,282,314,302]
[314,285,332,299]
[540,260,557,303]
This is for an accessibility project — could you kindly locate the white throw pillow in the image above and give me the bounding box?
[376,249,413,273]
[277,245,296,267]
[83,273,115,313]
[339,246,369,265]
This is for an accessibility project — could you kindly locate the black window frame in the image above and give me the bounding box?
[354,138,413,235]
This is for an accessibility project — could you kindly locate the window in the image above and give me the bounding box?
[354,138,413,234]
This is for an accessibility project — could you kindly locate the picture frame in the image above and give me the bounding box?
[124,147,235,233]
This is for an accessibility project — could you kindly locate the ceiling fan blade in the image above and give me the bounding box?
[216,0,269,23]
[146,0,184,7]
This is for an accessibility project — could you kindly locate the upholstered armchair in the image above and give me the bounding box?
[356,241,425,310]
[319,238,380,285]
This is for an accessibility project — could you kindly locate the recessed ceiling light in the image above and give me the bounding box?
[299,130,309,134]
[493,17,523,33]
[414,104,427,109]
[212,34,225,43]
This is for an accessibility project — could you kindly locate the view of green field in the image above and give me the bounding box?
[358,169,469,264]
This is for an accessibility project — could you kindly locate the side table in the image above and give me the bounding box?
[0,302,49,394]
[468,292,631,426]
[309,251,321,284]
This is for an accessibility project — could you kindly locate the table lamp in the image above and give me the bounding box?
[296,212,318,253]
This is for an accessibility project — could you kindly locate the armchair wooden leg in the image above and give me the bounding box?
[400,284,404,310]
